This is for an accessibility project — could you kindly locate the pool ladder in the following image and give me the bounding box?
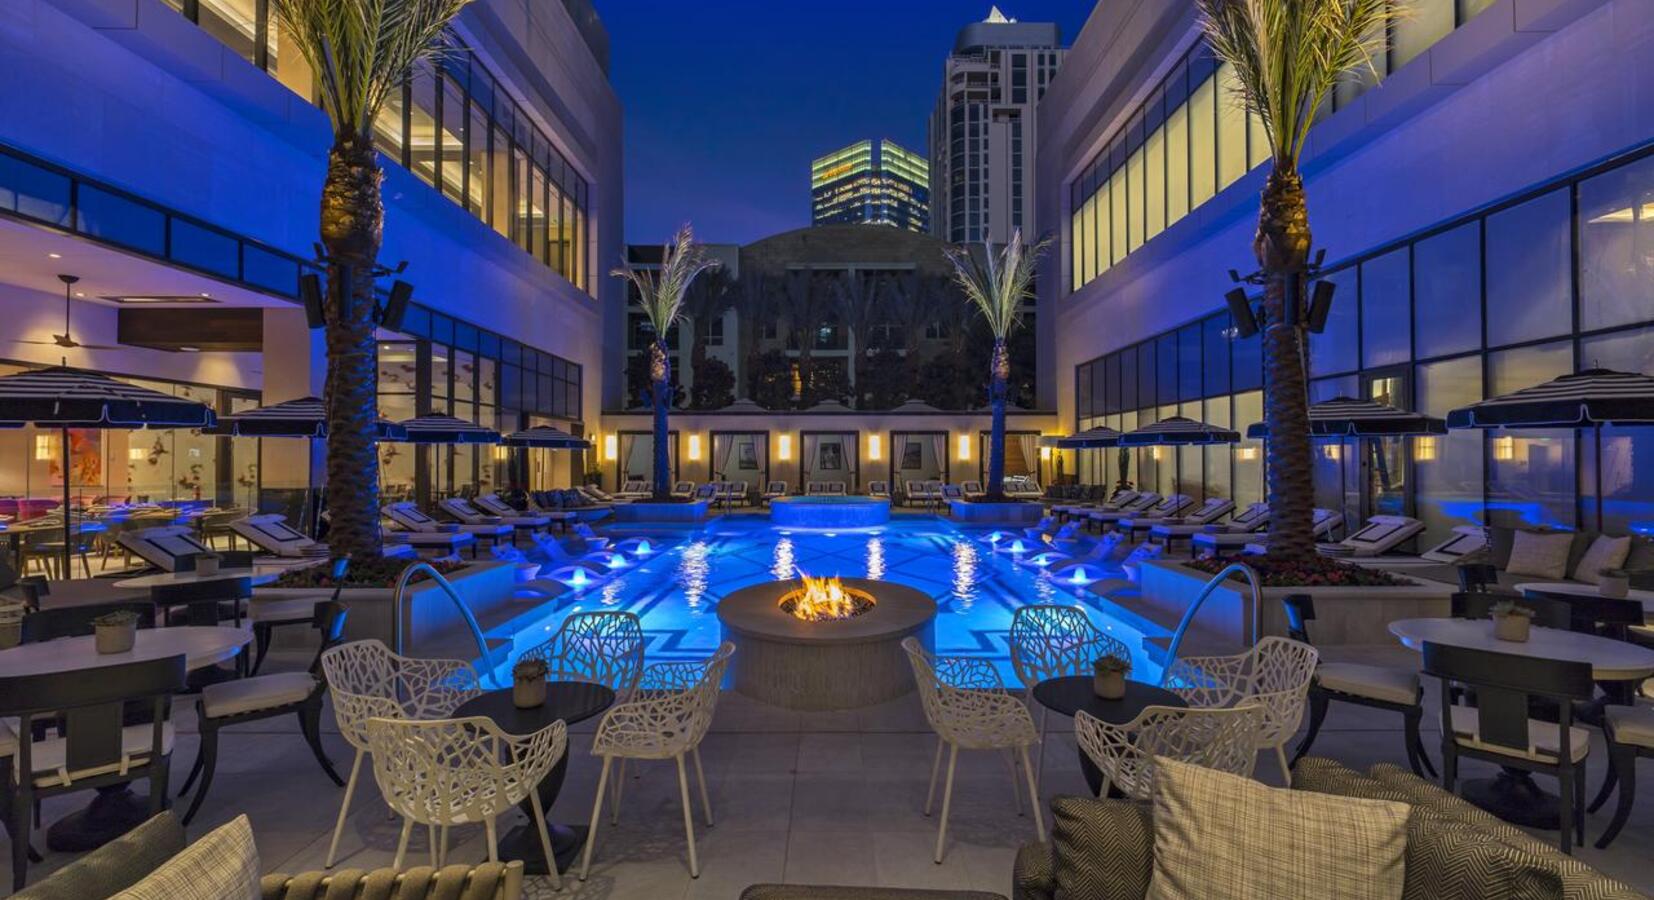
[1158,562,1262,687]
[392,562,501,688]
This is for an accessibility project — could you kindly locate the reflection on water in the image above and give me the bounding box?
[866,537,885,580]
[951,540,979,604]
[678,540,711,608]
[771,536,796,580]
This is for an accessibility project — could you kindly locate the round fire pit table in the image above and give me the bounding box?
[716,577,936,710]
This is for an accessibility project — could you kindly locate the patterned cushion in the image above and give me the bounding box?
[111,815,259,900]
[1145,757,1409,900]
[1012,842,1055,900]
[13,812,185,900]
[1506,530,1575,579]
[1048,795,1154,900]
[1572,535,1632,584]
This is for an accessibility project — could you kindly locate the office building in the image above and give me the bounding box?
[810,139,931,233]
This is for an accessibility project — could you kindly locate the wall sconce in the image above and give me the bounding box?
[1151,446,1165,462]
[1322,444,1342,461]
[1493,435,1515,461]
[1236,446,1258,461]
[777,434,792,461]
[868,434,882,461]
[1039,446,1052,461]
[34,434,52,460]
[1413,436,1438,462]
[603,433,618,461]
[957,435,971,460]
[492,445,510,461]
[128,447,146,462]
[687,434,702,461]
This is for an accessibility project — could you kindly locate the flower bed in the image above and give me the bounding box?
[1187,554,1409,588]
[269,557,467,590]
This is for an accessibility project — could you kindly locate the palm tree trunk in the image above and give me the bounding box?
[321,135,385,561]
[1255,168,1315,561]
[650,340,672,500]
[985,338,1009,502]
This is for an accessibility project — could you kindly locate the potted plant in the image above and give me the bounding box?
[195,551,223,577]
[1598,568,1631,599]
[512,656,549,709]
[1490,600,1535,643]
[1093,653,1132,700]
[92,609,140,654]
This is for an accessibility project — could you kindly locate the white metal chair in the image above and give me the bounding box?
[580,642,735,880]
[902,637,1043,863]
[364,715,568,887]
[319,640,482,868]
[1073,702,1264,800]
[1161,636,1319,784]
[1008,605,1131,796]
[520,610,646,703]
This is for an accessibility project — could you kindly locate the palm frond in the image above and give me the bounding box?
[612,223,721,338]
[1196,0,1403,168]
[271,0,473,140]
[943,229,1051,340]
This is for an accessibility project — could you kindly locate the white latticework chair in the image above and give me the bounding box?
[363,716,568,888]
[1073,703,1264,800]
[520,610,646,702]
[902,637,1044,863]
[319,639,482,868]
[580,642,735,880]
[1008,605,1132,796]
[1161,636,1320,784]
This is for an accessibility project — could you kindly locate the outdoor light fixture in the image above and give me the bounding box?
[868,434,881,460]
[687,434,702,461]
[957,435,971,460]
[128,447,146,461]
[603,434,618,461]
[1323,444,1342,461]
[1151,446,1165,462]
[492,446,509,460]
[1414,436,1438,462]
[1224,288,1260,338]
[1306,280,1336,333]
[34,435,52,460]
[1493,436,1516,461]
[1237,446,1258,461]
[778,434,792,461]
[1039,446,1052,461]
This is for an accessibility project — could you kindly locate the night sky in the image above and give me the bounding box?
[597,1,1096,246]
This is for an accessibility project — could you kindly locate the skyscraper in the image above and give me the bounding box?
[810,139,931,233]
[930,6,1064,244]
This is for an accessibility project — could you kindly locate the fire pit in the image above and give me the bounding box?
[717,574,937,710]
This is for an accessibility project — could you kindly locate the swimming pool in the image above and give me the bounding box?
[483,515,1158,688]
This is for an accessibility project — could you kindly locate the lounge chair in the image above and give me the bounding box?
[571,522,611,552]
[867,481,890,499]
[804,481,823,496]
[382,502,511,553]
[117,525,215,572]
[1119,497,1235,540]
[229,513,415,560]
[1004,477,1044,500]
[1214,508,1345,556]
[961,480,985,500]
[613,480,651,500]
[826,482,848,496]
[671,481,696,499]
[694,483,718,503]
[581,485,630,505]
[439,497,552,541]
[1056,488,1135,520]
[531,531,619,573]
[763,481,788,503]
[924,480,945,508]
[477,493,574,528]
[1149,502,1269,552]
[1043,532,1129,574]
[1316,515,1426,558]
[903,480,934,508]
[1084,492,1159,528]
[1356,525,1488,568]
[940,483,964,505]
[1090,493,1184,529]
[1023,516,1061,541]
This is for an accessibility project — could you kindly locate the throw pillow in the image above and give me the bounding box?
[110,815,258,900]
[1146,757,1409,900]
[1049,794,1155,900]
[1504,530,1574,580]
[1572,534,1632,584]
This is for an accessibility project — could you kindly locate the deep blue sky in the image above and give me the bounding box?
[596,1,1096,246]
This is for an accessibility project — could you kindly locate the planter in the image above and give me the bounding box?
[253,562,517,655]
[95,621,137,654]
[0,602,24,650]
[196,555,221,577]
[1494,613,1531,643]
[1599,575,1630,599]
[1093,666,1126,700]
[513,676,547,709]
[947,500,1045,526]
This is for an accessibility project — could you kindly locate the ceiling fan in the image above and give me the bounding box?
[11,274,122,351]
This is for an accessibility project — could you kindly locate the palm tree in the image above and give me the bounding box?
[1197,0,1400,560]
[271,0,472,560]
[613,224,719,500]
[944,230,1049,502]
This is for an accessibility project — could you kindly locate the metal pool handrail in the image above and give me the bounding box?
[1159,562,1262,686]
[392,562,498,688]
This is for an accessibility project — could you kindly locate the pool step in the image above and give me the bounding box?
[1083,580,1246,669]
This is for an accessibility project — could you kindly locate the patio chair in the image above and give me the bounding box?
[1008,605,1131,796]
[0,654,185,890]
[804,481,822,496]
[366,716,568,886]
[580,643,735,880]
[939,483,964,504]
[1084,493,1160,529]
[248,556,348,675]
[1162,637,1319,784]
[520,610,646,703]
[1356,525,1487,568]
[1282,594,1435,778]
[178,601,348,825]
[1317,514,1425,558]
[319,640,482,868]
[439,497,551,540]
[383,503,511,551]
[1119,497,1234,540]
[866,480,890,499]
[762,480,788,503]
[1073,703,1263,801]
[1054,488,1132,520]
[1424,642,1594,854]
[902,638,1044,863]
[477,493,574,529]
[1589,694,1654,849]
[1096,494,1192,531]
[1149,502,1268,553]
[671,481,696,498]
[1221,508,1345,556]
[961,480,985,499]
[694,483,718,502]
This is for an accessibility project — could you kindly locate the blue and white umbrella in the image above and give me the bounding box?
[207,396,407,440]
[1040,426,1123,449]
[1247,397,1446,439]
[1121,417,1239,446]
[502,425,591,450]
[396,414,501,445]
[1447,369,1654,429]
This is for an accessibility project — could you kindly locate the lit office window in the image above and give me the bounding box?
[1216,64,1248,188]
[1189,76,1217,208]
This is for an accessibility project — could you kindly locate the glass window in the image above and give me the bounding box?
[1119,347,1138,413]
[1361,248,1410,368]
[1204,395,1232,504]
[1138,343,1157,410]
[170,219,239,278]
[1233,391,1264,508]
[1203,315,1232,396]
[1189,76,1216,206]
[1309,267,1359,376]
[1080,193,1097,284]
[1145,127,1166,241]
[1488,342,1576,529]
[1578,154,1654,331]
[1486,189,1572,347]
[1166,103,1189,224]
[1413,222,1481,359]
[408,68,438,187]
[1076,363,1092,419]
[1109,169,1127,262]
[1070,206,1084,290]
[1093,180,1110,274]
[1157,334,1179,405]
[1231,322,1262,392]
[0,154,72,227]
[1178,325,1202,401]
[1247,107,1269,169]
[1581,327,1654,534]
[1216,64,1248,189]
[1126,147,1144,252]
[1393,0,1453,70]
[1415,356,1485,546]
[440,72,465,202]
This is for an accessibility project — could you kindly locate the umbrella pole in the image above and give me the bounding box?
[1595,423,1604,533]
[60,427,72,579]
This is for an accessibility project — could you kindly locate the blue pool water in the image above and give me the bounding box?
[484,514,1158,687]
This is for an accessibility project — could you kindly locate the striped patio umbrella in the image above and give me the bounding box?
[1446,369,1654,428]
[1039,426,1123,449]
[1120,416,1240,446]
[206,396,408,440]
[395,414,501,444]
[1246,397,1447,439]
[0,365,216,573]
[502,425,591,450]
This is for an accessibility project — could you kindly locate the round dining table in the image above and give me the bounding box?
[1389,616,1654,830]
[1031,675,1187,797]
[1515,581,1654,615]
[454,681,616,874]
[0,625,252,851]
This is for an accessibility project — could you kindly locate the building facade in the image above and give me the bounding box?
[1036,0,1654,546]
[0,0,622,521]
[810,139,930,233]
[929,7,1065,245]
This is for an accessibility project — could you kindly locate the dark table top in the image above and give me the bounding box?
[1032,675,1186,724]
[455,681,616,734]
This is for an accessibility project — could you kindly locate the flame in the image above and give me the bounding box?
[782,570,874,621]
